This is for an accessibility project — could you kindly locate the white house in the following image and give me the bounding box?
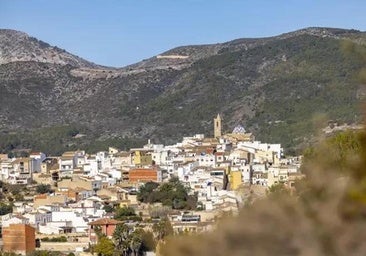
[24,210,52,230]
[0,159,13,181]
[51,210,89,233]
[29,152,46,173]
[1,213,29,227]
[59,152,78,177]
[196,153,216,167]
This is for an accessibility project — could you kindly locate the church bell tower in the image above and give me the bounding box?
[214,114,222,138]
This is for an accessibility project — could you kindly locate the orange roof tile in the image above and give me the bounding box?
[88,218,122,225]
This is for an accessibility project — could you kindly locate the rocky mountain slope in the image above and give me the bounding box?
[0,29,98,67]
[0,27,365,155]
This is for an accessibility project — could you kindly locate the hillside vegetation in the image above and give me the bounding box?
[0,27,365,155]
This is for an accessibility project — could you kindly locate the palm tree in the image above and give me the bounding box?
[129,233,142,256]
[113,224,131,256]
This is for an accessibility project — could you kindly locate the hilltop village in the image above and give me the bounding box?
[0,115,303,255]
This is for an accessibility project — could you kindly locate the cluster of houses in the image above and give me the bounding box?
[0,114,303,254]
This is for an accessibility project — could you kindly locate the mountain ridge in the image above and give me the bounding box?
[2,27,365,70]
[0,27,365,155]
[0,29,99,68]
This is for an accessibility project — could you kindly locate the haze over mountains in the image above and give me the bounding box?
[0,27,365,154]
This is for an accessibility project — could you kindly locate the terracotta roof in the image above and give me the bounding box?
[34,194,48,199]
[88,218,122,225]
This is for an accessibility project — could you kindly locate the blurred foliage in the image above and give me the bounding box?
[301,130,362,174]
[266,182,290,198]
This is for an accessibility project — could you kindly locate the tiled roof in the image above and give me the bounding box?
[88,218,122,225]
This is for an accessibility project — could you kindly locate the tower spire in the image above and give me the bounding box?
[214,114,222,138]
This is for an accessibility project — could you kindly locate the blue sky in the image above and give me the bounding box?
[1,0,366,67]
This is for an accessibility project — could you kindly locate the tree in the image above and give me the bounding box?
[103,204,114,213]
[113,224,132,256]
[129,233,142,256]
[0,202,12,215]
[114,206,141,221]
[14,193,24,201]
[137,178,197,210]
[113,225,151,256]
[94,237,114,256]
[152,218,174,241]
[139,230,156,252]
[137,181,159,202]
[5,184,22,196]
[36,184,53,194]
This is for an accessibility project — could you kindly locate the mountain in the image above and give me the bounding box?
[0,29,98,68]
[0,27,365,155]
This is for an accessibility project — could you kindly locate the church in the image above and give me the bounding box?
[213,113,255,144]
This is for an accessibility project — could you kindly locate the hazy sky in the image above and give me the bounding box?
[1,0,365,67]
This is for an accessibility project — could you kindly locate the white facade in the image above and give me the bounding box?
[29,152,46,172]
[38,220,72,234]
[0,160,13,181]
[1,214,29,227]
[59,157,76,177]
[24,211,52,230]
[196,153,216,167]
[52,211,89,233]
